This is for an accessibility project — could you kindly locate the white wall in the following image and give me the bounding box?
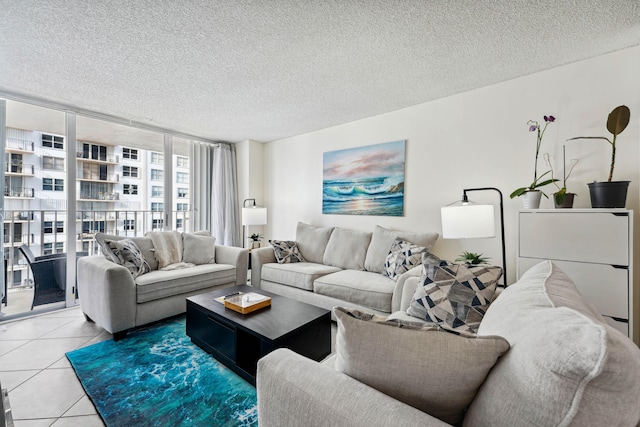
[236,139,266,247]
[260,46,640,284]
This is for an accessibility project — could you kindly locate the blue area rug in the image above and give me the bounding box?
[66,317,257,427]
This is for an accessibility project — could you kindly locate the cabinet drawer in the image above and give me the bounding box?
[518,257,629,319]
[519,212,628,265]
[186,304,236,362]
[603,316,629,336]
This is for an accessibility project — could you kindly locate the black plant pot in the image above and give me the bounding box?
[588,181,630,208]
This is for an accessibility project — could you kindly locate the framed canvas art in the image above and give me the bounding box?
[322,140,406,216]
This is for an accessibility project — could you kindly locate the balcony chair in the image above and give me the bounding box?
[19,245,67,310]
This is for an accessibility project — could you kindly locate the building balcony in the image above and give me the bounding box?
[4,187,34,198]
[77,172,119,183]
[75,152,119,164]
[76,211,117,221]
[78,192,120,201]
[5,163,35,176]
[3,234,34,245]
[6,138,35,153]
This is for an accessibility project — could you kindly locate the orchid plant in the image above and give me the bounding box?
[544,151,578,205]
[510,115,559,199]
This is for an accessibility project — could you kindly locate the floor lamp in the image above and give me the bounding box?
[242,199,267,249]
[440,187,507,286]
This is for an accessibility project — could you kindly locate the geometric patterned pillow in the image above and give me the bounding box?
[269,240,306,264]
[383,237,427,281]
[112,238,151,278]
[407,252,502,334]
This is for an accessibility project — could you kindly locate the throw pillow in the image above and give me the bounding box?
[334,307,510,425]
[112,238,151,278]
[383,237,427,280]
[407,252,502,334]
[295,222,334,264]
[364,225,439,273]
[95,233,121,264]
[182,233,216,265]
[269,240,306,264]
[146,231,183,269]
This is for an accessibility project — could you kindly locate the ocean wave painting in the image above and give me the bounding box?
[323,140,405,216]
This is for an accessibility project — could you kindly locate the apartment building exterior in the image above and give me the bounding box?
[3,126,190,290]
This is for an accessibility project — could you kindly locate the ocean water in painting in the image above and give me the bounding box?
[323,140,405,216]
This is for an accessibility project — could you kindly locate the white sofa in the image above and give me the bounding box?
[78,231,248,339]
[251,222,439,316]
[257,260,640,426]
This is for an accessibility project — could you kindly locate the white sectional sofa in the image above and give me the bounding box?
[78,231,247,339]
[251,222,438,315]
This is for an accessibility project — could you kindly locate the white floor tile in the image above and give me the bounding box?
[0,317,75,341]
[0,339,28,357]
[63,396,97,417]
[13,418,58,427]
[0,370,40,392]
[0,337,89,371]
[52,415,105,426]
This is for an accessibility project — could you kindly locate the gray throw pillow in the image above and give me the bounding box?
[182,233,216,265]
[323,227,372,270]
[295,222,334,264]
[269,240,306,264]
[383,237,427,280]
[146,231,183,268]
[111,238,151,278]
[334,307,510,425]
[407,252,502,334]
[364,225,439,273]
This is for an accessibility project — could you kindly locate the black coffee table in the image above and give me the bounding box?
[186,284,331,385]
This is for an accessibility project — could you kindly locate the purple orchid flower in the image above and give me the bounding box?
[529,125,537,132]
[544,115,556,122]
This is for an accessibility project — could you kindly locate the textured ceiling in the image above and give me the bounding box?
[1,0,639,143]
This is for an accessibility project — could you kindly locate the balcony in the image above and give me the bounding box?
[78,192,120,201]
[77,171,119,183]
[75,152,119,164]
[5,163,35,175]
[3,234,34,245]
[6,138,35,152]
[4,187,34,198]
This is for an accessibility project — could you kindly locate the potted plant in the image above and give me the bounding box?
[567,105,631,208]
[544,149,578,208]
[510,115,559,208]
[248,233,263,249]
[455,251,490,265]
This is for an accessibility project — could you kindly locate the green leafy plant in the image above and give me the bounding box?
[248,233,263,242]
[567,105,630,182]
[455,251,490,265]
[510,115,559,199]
[544,151,578,206]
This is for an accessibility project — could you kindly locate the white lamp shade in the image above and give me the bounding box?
[242,207,267,226]
[441,204,495,239]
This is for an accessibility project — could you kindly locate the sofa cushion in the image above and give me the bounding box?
[269,240,306,264]
[112,238,151,278]
[466,260,640,427]
[147,231,183,268]
[295,222,334,264]
[134,263,236,303]
[314,270,395,312]
[95,233,158,270]
[323,228,372,271]
[262,262,341,291]
[383,237,427,280]
[407,252,501,334]
[334,307,510,425]
[364,225,439,273]
[182,232,216,265]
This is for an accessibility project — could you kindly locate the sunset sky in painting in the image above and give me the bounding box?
[323,140,405,181]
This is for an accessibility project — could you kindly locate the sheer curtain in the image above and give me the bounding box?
[192,142,241,246]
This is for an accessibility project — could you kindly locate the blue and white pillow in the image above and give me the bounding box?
[384,237,427,280]
[112,238,151,278]
[270,240,306,264]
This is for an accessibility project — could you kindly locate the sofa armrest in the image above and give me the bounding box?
[250,246,276,288]
[77,255,137,334]
[215,245,248,285]
[257,349,449,427]
[391,265,422,312]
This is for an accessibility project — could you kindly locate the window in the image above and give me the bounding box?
[176,156,188,167]
[176,203,188,211]
[151,186,164,197]
[176,172,188,183]
[177,188,188,198]
[123,184,138,195]
[152,219,164,230]
[176,218,183,229]
[151,203,164,212]
[124,219,135,231]
[151,152,164,164]
[44,221,64,233]
[43,156,64,171]
[151,169,163,181]
[123,148,138,160]
[123,166,139,178]
[43,242,64,255]
[42,134,64,149]
[43,178,64,191]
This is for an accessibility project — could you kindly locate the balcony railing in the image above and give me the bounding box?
[4,187,34,198]
[3,234,34,244]
[5,163,35,175]
[77,171,119,182]
[75,152,119,163]
[79,192,120,201]
[6,138,35,152]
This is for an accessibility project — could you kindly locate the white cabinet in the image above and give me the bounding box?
[517,209,635,343]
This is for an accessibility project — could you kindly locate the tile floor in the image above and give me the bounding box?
[0,305,111,426]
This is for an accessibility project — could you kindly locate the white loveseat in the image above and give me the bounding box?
[78,231,247,339]
[251,222,438,316]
